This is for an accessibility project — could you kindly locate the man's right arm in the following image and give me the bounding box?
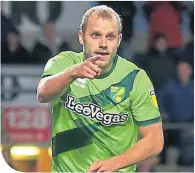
[37,56,102,103]
[37,66,77,103]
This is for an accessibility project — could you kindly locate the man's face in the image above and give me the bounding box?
[79,13,122,69]
[177,62,192,82]
[7,32,19,46]
[155,37,167,52]
[44,22,55,42]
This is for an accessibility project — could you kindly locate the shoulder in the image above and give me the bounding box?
[33,41,47,50]
[59,51,80,57]
[162,79,177,92]
[48,51,82,63]
[43,51,83,72]
[117,56,143,75]
[19,44,29,53]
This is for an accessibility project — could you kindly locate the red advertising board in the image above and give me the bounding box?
[3,107,51,143]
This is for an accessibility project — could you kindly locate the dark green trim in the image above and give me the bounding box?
[52,121,100,157]
[135,116,162,127]
[41,74,51,78]
[96,55,118,79]
[79,69,140,108]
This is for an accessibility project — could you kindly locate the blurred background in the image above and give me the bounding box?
[1,1,194,172]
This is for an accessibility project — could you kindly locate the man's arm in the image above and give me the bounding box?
[115,122,164,169]
[37,67,77,103]
[37,56,102,103]
[87,122,164,172]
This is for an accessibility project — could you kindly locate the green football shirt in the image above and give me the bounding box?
[41,51,161,172]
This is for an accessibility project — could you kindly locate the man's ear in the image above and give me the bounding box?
[118,33,122,47]
[78,30,84,45]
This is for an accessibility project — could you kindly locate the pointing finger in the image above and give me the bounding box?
[88,55,102,64]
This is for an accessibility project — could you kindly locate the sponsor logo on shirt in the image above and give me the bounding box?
[74,78,87,88]
[150,89,158,108]
[65,94,129,126]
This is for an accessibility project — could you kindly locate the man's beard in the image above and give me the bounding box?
[84,51,92,59]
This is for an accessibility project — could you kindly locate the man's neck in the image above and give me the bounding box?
[180,78,190,86]
[101,60,113,76]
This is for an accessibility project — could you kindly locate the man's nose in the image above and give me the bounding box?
[99,37,108,49]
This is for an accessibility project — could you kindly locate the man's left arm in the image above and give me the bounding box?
[87,122,163,172]
[114,121,164,170]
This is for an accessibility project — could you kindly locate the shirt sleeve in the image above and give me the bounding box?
[130,69,161,126]
[41,51,74,78]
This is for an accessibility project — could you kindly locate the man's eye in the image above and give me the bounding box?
[92,33,100,37]
[107,35,115,39]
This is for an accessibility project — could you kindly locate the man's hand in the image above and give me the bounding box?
[74,55,103,79]
[87,157,121,173]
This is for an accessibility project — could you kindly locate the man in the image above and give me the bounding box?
[31,21,70,64]
[37,5,164,172]
[160,61,194,122]
[1,28,30,64]
[134,34,177,91]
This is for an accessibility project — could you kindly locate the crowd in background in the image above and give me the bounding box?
[1,1,194,172]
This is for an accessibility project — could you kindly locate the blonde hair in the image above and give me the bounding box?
[80,5,122,33]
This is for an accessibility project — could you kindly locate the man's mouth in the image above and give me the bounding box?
[95,52,109,56]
